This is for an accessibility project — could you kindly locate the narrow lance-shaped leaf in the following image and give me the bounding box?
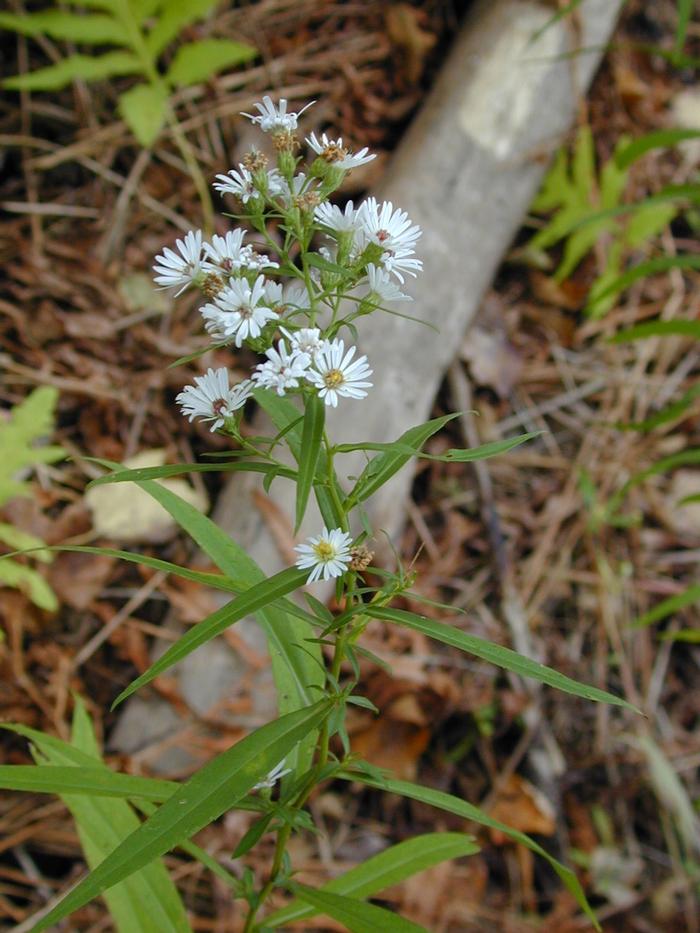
[0,766,178,802]
[593,255,700,306]
[347,412,459,505]
[632,584,700,629]
[296,392,325,532]
[291,885,427,933]
[37,699,192,933]
[340,771,600,930]
[611,318,700,343]
[254,388,342,528]
[265,832,479,927]
[113,566,306,707]
[368,606,637,711]
[615,128,700,170]
[86,460,296,486]
[87,465,324,758]
[32,701,333,933]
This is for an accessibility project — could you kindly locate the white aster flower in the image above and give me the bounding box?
[295,527,353,583]
[252,758,292,791]
[364,264,412,302]
[241,96,314,133]
[202,230,248,274]
[359,197,422,254]
[280,327,327,360]
[213,166,284,203]
[306,338,373,408]
[306,132,376,170]
[381,248,423,284]
[314,200,363,234]
[200,276,276,346]
[176,368,252,431]
[153,230,204,296]
[252,340,311,396]
[213,165,256,202]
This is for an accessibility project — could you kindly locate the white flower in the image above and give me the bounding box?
[381,248,423,284]
[306,338,372,408]
[359,197,422,254]
[213,166,285,203]
[252,340,311,396]
[306,132,376,170]
[176,368,252,431]
[295,527,353,583]
[364,264,412,302]
[153,230,204,296]
[241,96,314,133]
[202,230,248,274]
[314,200,363,234]
[280,327,327,360]
[252,759,292,791]
[200,276,276,347]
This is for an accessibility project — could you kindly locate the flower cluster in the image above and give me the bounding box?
[154,97,423,583]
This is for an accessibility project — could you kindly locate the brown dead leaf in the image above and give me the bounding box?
[529,270,588,311]
[48,550,115,610]
[461,326,523,397]
[350,715,430,780]
[488,774,557,842]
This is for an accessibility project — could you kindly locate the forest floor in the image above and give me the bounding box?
[1,0,699,930]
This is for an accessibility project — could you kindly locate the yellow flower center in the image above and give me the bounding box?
[322,143,347,163]
[323,369,344,388]
[313,540,335,560]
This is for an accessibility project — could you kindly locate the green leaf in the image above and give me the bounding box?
[340,772,600,930]
[527,0,583,45]
[347,413,459,505]
[165,38,256,87]
[145,0,220,58]
[614,383,700,432]
[590,255,700,306]
[113,566,306,707]
[291,885,427,933]
[266,833,479,927]
[0,559,57,611]
[615,129,700,170]
[632,584,700,629]
[674,0,693,59]
[96,464,323,770]
[295,394,325,532]
[608,448,700,513]
[0,387,64,506]
[433,432,538,462]
[87,460,296,485]
[254,388,342,528]
[231,812,274,859]
[0,11,128,44]
[0,765,177,801]
[118,82,169,148]
[368,607,636,710]
[33,699,192,933]
[611,319,700,343]
[3,51,141,91]
[33,701,332,933]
